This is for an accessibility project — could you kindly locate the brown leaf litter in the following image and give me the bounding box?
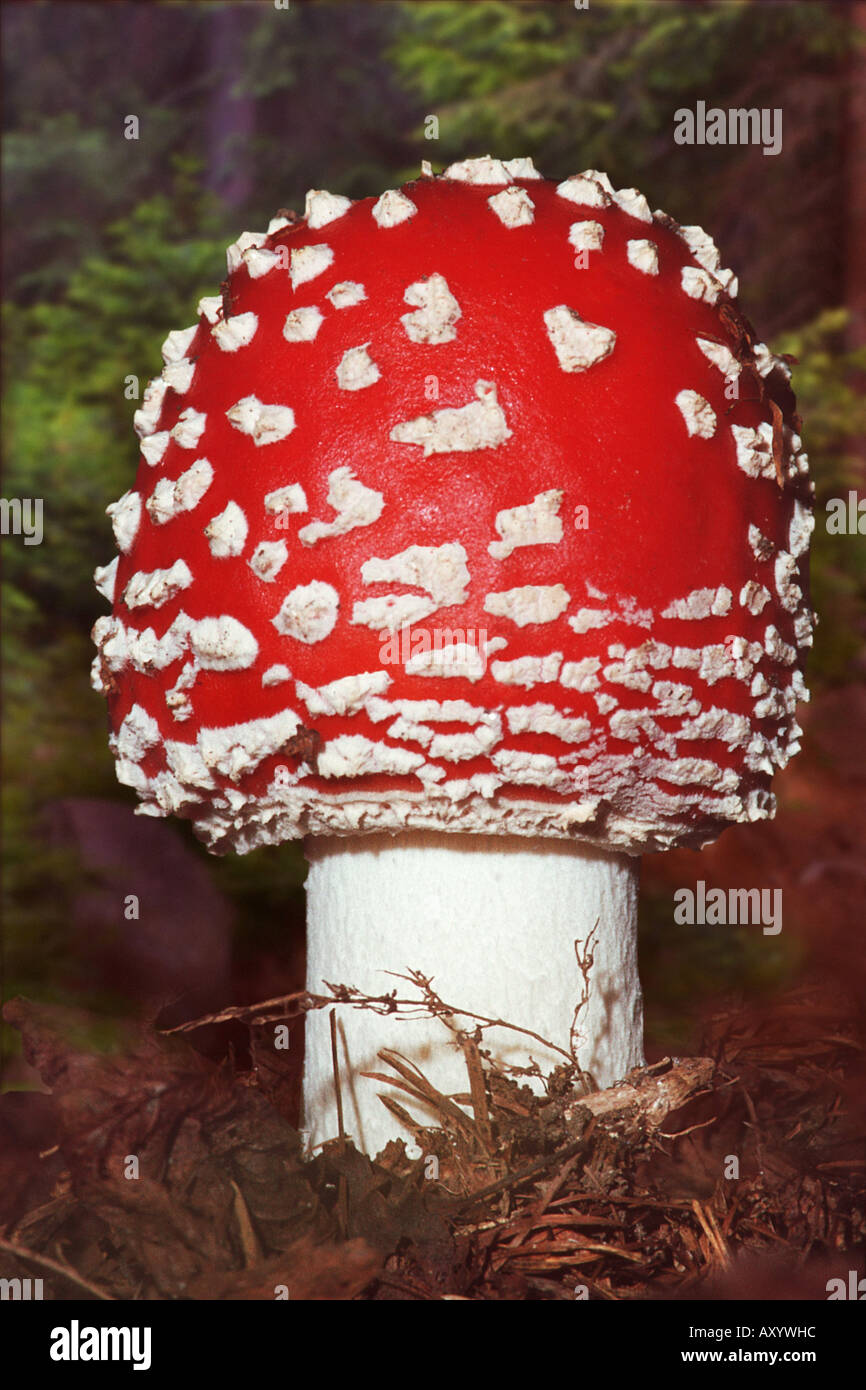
[1,971,863,1301]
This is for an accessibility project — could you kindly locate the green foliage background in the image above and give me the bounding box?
[3,1,864,1061]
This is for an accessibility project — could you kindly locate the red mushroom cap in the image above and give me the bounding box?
[92,157,814,854]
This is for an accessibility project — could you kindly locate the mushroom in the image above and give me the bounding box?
[92,157,814,1157]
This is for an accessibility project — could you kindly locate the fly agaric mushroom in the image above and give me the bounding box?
[92,156,814,1157]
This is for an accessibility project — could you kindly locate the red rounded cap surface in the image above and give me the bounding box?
[92,158,814,854]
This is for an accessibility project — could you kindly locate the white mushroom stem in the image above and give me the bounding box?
[302,832,643,1157]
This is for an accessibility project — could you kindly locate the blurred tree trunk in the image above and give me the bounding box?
[847,2,866,475]
[205,5,255,210]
